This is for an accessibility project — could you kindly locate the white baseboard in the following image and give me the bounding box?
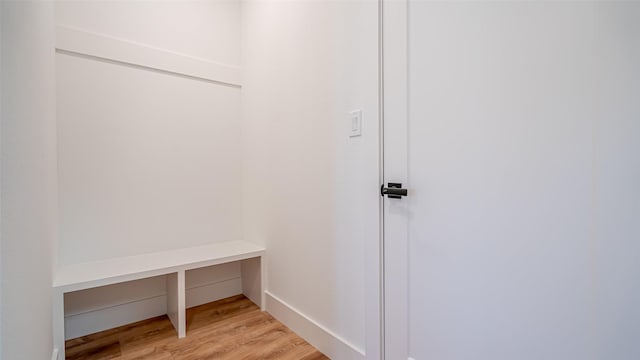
[264,291,365,360]
[51,348,59,360]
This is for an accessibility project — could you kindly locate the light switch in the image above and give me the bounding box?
[349,109,362,137]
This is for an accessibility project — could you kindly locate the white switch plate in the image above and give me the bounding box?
[349,109,362,137]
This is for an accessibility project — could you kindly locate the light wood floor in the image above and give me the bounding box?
[65,295,329,360]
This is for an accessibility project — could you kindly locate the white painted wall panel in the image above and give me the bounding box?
[57,52,242,265]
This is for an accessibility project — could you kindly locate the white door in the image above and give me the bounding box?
[382,1,640,360]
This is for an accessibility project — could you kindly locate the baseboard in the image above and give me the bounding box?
[264,291,365,360]
[51,348,59,360]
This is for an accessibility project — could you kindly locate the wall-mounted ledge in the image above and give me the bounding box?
[55,25,242,87]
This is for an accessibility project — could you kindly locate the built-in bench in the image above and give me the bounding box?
[52,240,265,359]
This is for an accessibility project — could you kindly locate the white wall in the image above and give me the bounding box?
[56,0,243,265]
[241,1,379,358]
[55,0,246,338]
[0,2,57,359]
[56,53,242,264]
[55,0,240,67]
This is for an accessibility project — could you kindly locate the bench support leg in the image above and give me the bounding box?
[167,270,186,338]
[241,256,265,310]
[52,288,65,360]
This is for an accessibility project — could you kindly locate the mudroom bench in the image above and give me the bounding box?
[52,240,265,359]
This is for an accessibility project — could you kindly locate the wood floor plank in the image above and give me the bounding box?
[118,317,176,354]
[66,339,122,360]
[66,295,329,359]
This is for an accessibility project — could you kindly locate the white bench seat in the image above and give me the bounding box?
[52,240,265,359]
[54,240,265,292]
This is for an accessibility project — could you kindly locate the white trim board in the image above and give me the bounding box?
[265,291,365,360]
[55,25,241,87]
